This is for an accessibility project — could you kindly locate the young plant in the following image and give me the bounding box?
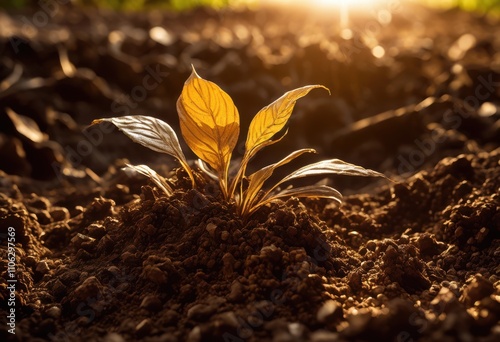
[92,66,386,218]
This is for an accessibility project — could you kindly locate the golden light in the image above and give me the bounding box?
[265,0,382,10]
[264,0,384,27]
[308,0,382,8]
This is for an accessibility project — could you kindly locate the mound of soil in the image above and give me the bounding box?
[1,149,499,341]
[0,3,499,342]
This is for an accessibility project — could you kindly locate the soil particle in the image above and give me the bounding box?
[70,276,103,304]
[460,275,495,306]
[316,300,343,325]
[140,294,163,312]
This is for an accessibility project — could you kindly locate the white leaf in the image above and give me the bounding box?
[250,184,343,215]
[93,115,187,161]
[196,159,218,181]
[275,159,388,189]
[123,164,173,196]
[92,115,195,186]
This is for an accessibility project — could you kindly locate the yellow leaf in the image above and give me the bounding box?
[245,85,329,157]
[177,67,239,188]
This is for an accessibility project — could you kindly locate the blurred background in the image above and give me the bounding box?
[2,0,500,13]
[0,0,499,192]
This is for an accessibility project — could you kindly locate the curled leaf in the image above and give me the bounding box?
[177,66,239,196]
[228,129,288,199]
[242,148,315,213]
[242,158,387,217]
[196,159,218,181]
[123,164,173,196]
[273,159,388,191]
[91,115,195,186]
[250,184,343,215]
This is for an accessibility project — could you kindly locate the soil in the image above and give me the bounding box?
[0,3,499,342]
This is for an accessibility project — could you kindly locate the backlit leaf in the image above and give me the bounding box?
[228,129,288,198]
[245,85,329,157]
[241,158,387,216]
[92,115,187,162]
[91,115,195,186]
[177,67,239,195]
[274,159,388,190]
[196,159,218,181]
[242,148,315,212]
[249,185,343,216]
[123,164,173,196]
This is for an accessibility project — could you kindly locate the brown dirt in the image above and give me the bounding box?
[0,3,499,342]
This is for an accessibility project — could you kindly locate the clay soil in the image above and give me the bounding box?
[0,3,499,342]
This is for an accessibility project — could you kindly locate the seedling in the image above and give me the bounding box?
[92,67,386,217]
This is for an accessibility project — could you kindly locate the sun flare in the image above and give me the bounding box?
[264,0,384,26]
[309,0,381,8]
[266,0,382,9]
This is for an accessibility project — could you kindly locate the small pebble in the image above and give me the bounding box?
[310,330,340,342]
[50,207,70,222]
[103,333,126,342]
[460,275,494,306]
[36,261,50,274]
[144,266,168,285]
[140,295,162,312]
[206,223,217,237]
[317,300,343,324]
[45,306,61,319]
[187,303,216,321]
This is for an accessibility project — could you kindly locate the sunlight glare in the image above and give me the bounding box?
[309,0,380,8]
[267,0,383,28]
[311,0,383,28]
[266,0,382,10]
